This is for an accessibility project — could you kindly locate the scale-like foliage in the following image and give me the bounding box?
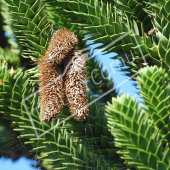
[4,0,53,60]
[0,48,20,67]
[149,1,170,73]
[115,0,152,32]
[1,0,170,169]
[0,62,8,80]
[1,1,121,169]
[0,67,120,169]
[137,66,170,140]
[87,55,117,103]
[0,67,33,160]
[0,0,21,67]
[106,66,170,169]
[49,0,163,76]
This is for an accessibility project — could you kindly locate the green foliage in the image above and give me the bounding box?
[0,48,20,67]
[0,62,8,79]
[0,0,120,169]
[61,95,124,168]
[0,0,170,170]
[87,55,117,103]
[106,66,170,169]
[1,0,18,48]
[50,0,162,75]
[4,0,53,60]
[0,68,118,169]
[150,1,170,72]
[0,0,21,67]
[137,66,170,140]
[115,0,152,31]
[0,66,32,160]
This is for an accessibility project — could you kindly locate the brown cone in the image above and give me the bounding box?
[38,29,78,121]
[46,29,78,65]
[64,50,89,121]
[39,62,64,121]
[39,29,88,122]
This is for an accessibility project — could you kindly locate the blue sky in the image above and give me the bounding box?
[0,39,141,170]
[88,41,141,100]
[0,157,37,170]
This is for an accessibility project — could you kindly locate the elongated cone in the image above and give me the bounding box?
[39,65,64,121]
[39,29,78,121]
[47,29,78,64]
[64,50,89,121]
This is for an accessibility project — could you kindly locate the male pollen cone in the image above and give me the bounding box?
[38,29,88,122]
[64,50,89,121]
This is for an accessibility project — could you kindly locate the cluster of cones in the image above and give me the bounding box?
[38,29,89,122]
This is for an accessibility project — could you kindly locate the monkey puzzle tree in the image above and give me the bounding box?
[0,0,169,169]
